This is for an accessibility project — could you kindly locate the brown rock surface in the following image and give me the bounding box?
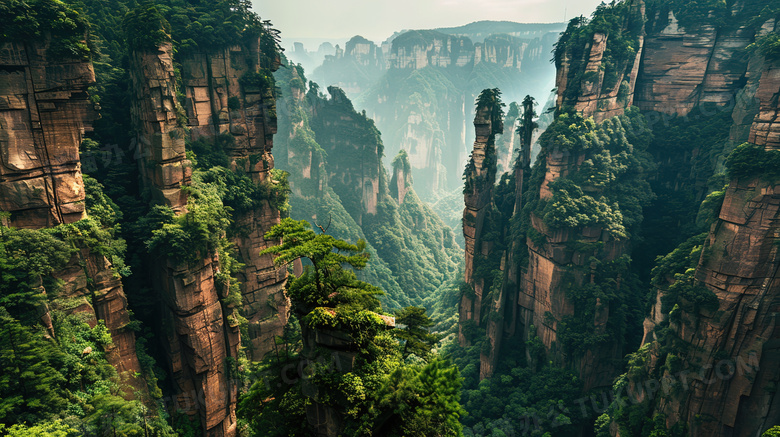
[638,56,780,437]
[0,41,96,228]
[459,105,501,346]
[129,42,190,211]
[178,45,289,362]
[0,37,145,394]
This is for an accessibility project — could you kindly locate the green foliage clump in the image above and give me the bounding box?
[542,179,626,237]
[123,1,171,51]
[764,426,780,437]
[240,70,276,93]
[532,109,655,238]
[0,0,91,59]
[726,143,780,180]
[475,88,506,133]
[748,31,780,60]
[445,333,583,436]
[239,219,463,436]
[394,306,439,359]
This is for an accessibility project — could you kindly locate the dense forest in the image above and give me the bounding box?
[1,0,780,436]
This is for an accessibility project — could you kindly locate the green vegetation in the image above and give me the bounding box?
[238,219,464,436]
[726,143,780,180]
[274,60,462,310]
[0,0,92,59]
[531,109,655,238]
[444,333,584,436]
[516,95,538,171]
[764,426,780,437]
[554,1,642,107]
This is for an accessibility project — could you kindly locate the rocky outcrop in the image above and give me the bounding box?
[555,0,645,122]
[635,53,780,437]
[51,248,145,392]
[129,32,290,434]
[459,104,501,347]
[300,315,395,437]
[129,41,190,211]
[179,46,289,362]
[390,150,412,205]
[130,41,238,436]
[309,86,382,226]
[0,41,96,228]
[634,7,755,115]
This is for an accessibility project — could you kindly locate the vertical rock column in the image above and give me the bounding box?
[459,105,500,346]
[129,42,239,436]
[179,42,289,361]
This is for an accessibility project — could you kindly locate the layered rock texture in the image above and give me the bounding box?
[0,37,145,387]
[179,45,290,362]
[129,37,288,436]
[631,50,780,437]
[0,41,95,227]
[459,103,501,347]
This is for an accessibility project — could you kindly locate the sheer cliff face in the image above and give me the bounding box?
[460,104,501,346]
[637,53,780,437]
[0,41,96,228]
[556,0,761,122]
[130,41,238,436]
[179,46,289,362]
[0,39,145,388]
[130,40,288,436]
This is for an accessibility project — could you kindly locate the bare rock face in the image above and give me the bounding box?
[749,56,780,150]
[389,150,413,205]
[154,255,240,437]
[50,249,146,393]
[636,56,780,437]
[635,7,755,116]
[0,41,96,228]
[555,0,645,123]
[129,42,190,212]
[130,42,238,436]
[129,36,289,435]
[179,46,289,362]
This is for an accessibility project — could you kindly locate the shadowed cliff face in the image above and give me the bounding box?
[631,51,780,437]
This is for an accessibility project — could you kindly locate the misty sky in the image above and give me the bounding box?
[255,0,607,43]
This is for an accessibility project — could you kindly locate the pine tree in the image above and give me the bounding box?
[394,306,439,359]
[0,307,68,424]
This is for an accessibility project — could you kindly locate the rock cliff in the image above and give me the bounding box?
[129,35,289,435]
[179,45,290,362]
[623,48,780,437]
[459,1,780,434]
[0,36,145,390]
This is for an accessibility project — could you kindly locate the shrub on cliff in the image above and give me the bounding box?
[0,0,92,59]
[726,143,780,180]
